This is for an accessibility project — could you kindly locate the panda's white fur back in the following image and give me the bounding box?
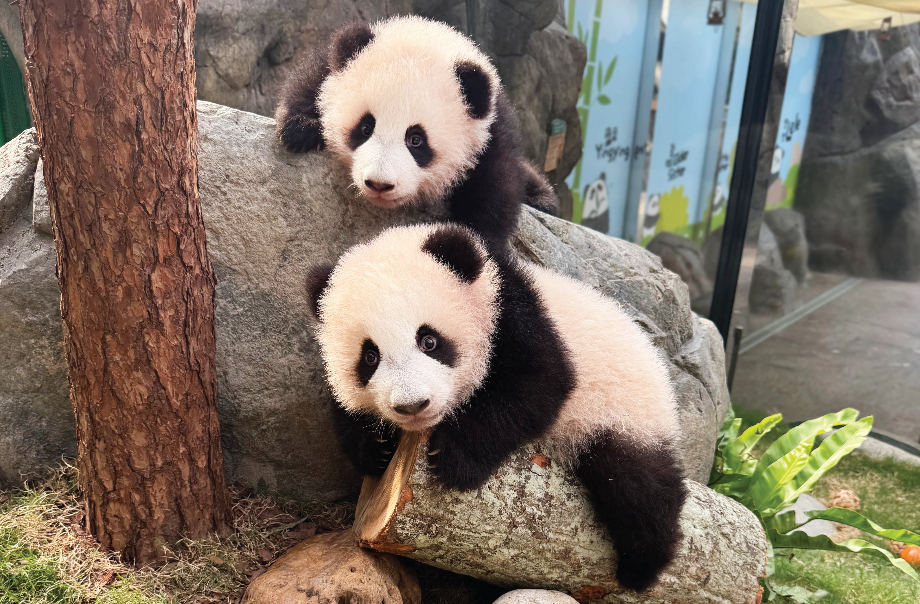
[525,264,680,458]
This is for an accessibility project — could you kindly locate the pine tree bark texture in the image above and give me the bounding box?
[19,0,231,564]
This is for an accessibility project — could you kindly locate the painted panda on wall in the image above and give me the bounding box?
[581,172,610,234]
[306,223,687,592]
[275,16,558,251]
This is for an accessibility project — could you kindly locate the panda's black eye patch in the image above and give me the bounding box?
[356,339,380,386]
[405,125,434,168]
[416,325,456,367]
[349,113,375,150]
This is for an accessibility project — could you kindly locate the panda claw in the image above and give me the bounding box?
[375,436,388,443]
[428,448,440,456]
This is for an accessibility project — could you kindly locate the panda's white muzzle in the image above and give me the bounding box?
[352,135,424,208]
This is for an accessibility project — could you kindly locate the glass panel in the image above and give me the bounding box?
[730,21,920,447]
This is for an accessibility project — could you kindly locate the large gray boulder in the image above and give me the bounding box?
[763,207,809,284]
[645,232,713,316]
[0,129,40,233]
[0,101,728,493]
[797,24,920,281]
[749,223,799,315]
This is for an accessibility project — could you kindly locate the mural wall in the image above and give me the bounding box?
[565,0,653,237]
[563,0,824,248]
[768,33,822,210]
[711,1,757,234]
[641,0,732,245]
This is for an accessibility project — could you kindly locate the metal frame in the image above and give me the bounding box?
[708,0,789,344]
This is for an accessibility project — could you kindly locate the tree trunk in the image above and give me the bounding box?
[356,434,768,604]
[19,0,231,565]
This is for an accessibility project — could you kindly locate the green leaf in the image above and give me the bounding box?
[750,438,815,513]
[770,584,829,603]
[597,94,611,105]
[768,528,920,582]
[769,417,873,512]
[749,409,859,491]
[709,471,753,498]
[723,414,782,473]
[577,22,584,42]
[806,508,920,547]
[715,405,738,444]
[768,509,807,535]
[604,56,617,85]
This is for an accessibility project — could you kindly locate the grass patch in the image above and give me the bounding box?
[733,405,920,603]
[0,464,354,603]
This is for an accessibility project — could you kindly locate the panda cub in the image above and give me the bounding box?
[276,16,557,251]
[306,224,688,592]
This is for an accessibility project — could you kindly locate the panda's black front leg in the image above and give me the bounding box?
[328,401,400,477]
[275,51,330,153]
[427,393,560,491]
[576,433,687,593]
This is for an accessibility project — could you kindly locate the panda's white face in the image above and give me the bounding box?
[317,17,497,208]
[314,225,499,431]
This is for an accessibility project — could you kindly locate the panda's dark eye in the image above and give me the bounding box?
[408,134,423,147]
[361,123,373,137]
[364,349,379,366]
[420,334,437,352]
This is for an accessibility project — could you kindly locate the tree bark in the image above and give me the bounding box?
[19,0,230,565]
[356,435,768,604]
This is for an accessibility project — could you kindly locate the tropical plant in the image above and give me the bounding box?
[709,407,920,602]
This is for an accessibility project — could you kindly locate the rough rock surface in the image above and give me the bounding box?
[749,223,799,315]
[0,129,39,233]
[645,232,713,315]
[762,208,808,284]
[0,219,72,487]
[798,24,920,281]
[365,443,767,604]
[242,530,421,604]
[31,158,52,236]
[493,590,580,604]
[0,101,728,493]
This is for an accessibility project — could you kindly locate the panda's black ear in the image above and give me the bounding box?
[455,61,492,119]
[305,264,335,321]
[329,23,374,72]
[422,225,485,284]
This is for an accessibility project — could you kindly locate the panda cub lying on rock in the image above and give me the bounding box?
[306,224,688,592]
[276,16,557,251]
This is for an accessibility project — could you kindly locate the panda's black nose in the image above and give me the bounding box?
[365,179,395,193]
[393,400,430,415]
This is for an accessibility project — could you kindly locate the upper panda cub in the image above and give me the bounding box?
[275,16,557,251]
[306,224,688,592]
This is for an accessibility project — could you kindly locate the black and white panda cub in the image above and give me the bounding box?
[275,16,557,251]
[306,224,688,592]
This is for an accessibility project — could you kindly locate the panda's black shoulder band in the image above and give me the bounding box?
[422,225,484,283]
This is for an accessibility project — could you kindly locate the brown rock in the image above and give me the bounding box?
[242,530,421,604]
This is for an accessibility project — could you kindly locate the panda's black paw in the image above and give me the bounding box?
[614,551,667,593]
[353,424,400,477]
[278,116,325,153]
[427,425,492,491]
